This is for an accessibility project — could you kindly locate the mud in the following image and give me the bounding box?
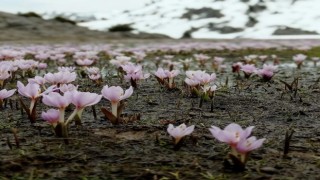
[1,43,320,179]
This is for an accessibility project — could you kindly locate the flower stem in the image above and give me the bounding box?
[29,99,35,113]
[111,102,118,117]
[59,108,65,123]
[66,108,78,125]
[168,78,173,89]
[240,154,246,164]
[231,146,238,157]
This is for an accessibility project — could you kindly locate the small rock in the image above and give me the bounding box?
[260,167,278,174]
[202,112,214,118]
[188,112,198,116]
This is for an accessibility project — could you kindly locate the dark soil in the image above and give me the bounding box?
[1,42,320,179]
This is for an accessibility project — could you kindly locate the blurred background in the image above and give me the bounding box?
[0,0,320,41]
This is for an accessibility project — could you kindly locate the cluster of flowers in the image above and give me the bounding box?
[0,59,47,86]
[16,70,134,135]
[86,67,102,82]
[184,70,217,97]
[110,56,150,87]
[237,63,278,81]
[193,54,227,71]
[154,68,180,89]
[168,123,265,166]
[74,51,98,67]
[292,54,320,68]
[121,64,150,86]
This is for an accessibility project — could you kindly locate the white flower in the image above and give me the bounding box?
[167,123,195,144]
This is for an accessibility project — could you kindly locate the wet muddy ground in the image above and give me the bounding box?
[1,44,320,179]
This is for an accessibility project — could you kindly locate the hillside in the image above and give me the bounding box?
[0,11,168,42]
[79,0,320,39]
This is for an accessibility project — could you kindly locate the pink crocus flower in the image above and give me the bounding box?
[124,70,150,82]
[194,54,210,61]
[89,74,101,80]
[162,60,182,69]
[154,68,179,89]
[165,69,180,88]
[0,61,17,73]
[194,54,210,66]
[209,123,266,164]
[66,91,102,123]
[70,91,102,109]
[179,58,192,71]
[76,59,94,66]
[121,64,142,74]
[244,55,257,63]
[165,69,180,78]
[256,69,274,81]
[122,64,150,84]
[256,64,278,81]
[35,53,50,60]
[293,54,307,69]
[240,64,257,78]
[28,76,46,86]
[17,81,41,111]
[50,53,65,61]
[41,109,60,127]
[73,51,98,60]
[262,64,278,72]
[202,85,217,97]
[42,92,72,109]
[209,123,254,147]
[185,78,200,87]
[0,89,16,100]
[58,66,76,72]
[86,67,102,81]
[236,136,266,154]
[110,56,132,68]
[86,67,100,74]
[185,70,216,88]
[44,71,77,85]
[197,72,216,85]
[59,84,78,93]
[235,136,266,162]
[258,55,268,63]
[154,67,167,80]
[0,89,16,107]
[37,63,48,70]
[212,57,225,71]
[42,91,72,122]
[15,59,38,71]
[0,70,10,86]
[101,85,133,116]
[167,123,195,144]
[213,56,225,64]
[133,51,146,62]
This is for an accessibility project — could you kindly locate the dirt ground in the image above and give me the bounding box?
[1,41,320,180]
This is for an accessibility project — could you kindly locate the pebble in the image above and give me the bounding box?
[260,167,278,174]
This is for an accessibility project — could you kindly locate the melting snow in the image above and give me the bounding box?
[78,0,320,39]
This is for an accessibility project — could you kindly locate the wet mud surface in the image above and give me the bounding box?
[1,42,320,179]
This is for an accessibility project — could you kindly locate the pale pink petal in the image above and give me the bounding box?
[183,125,195,136]
[120,86,133,101]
